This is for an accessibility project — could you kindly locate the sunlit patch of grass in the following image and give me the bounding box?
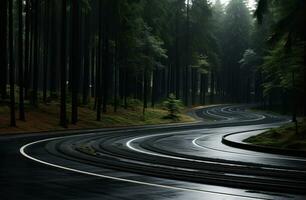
[244,120,306,151]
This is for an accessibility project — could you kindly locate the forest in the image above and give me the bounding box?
[0,0,305,129]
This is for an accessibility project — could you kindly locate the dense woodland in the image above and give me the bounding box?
[0,0,305,128]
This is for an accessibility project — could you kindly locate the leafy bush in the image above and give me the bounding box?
[163,94,183,119]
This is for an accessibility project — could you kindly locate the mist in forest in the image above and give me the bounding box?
[0,0,305,128]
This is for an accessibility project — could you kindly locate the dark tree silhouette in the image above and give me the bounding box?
[0,0,8,99]
[24,0,30,100]
[71,0,81,124]
[60,0,67,128]
[1,0,303,128]
[9,0,16,127]
[18,0,25,121]
[32,0,39,107]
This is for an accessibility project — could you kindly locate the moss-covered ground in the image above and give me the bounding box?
[0,101,195,135]
[244,120,306,151]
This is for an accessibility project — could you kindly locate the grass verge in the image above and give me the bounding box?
[0,102,195,135]
[244,120,306,151]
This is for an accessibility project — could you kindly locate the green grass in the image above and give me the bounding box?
[244,120,306,151]
[0,100,195,135]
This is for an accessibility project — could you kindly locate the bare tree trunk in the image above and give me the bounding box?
[32,0,39,107]
[82,13,90,105]
[42,0,49,103]
[9,0,16,127]
[210,70,215,104]
[114,37,119,112]
[200,74,207,105]
[124,67,128,109]
[91,47,95,98]
[175,7,180,99]
[60,0,67,128]
[96,0,103,121]
[184,0,190,106]
[49,1,57,98]
[18,0,25,121]
[304,43,306,116]
[24,0,30,100]
[0,0,8,99]
[143,67,148,116]
[71,0,80,124]
[102,23,109,113]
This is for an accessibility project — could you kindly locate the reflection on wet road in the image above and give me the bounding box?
[1,105,305,199]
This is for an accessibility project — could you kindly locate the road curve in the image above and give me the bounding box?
[2,105,306,200]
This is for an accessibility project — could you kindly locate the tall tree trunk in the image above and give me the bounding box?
[102,21,109,113]
[82,13,90,105]
[175,6,180,99]
[28,9,34,94]
[200,74,207,105]
[124,67,128,109]
[303,43,306,116]
[18,0,25,121]
[91,47,95,98]
[42,59,48,102]
[24,0,30,100]
[191,68,196,105]
[96,0,103,121]
[0,0,8,99]
[32,0,39,107]
[143,67,148,116]
[60,0,67,128]
[200,74,204,105]
[9,0,16,127]
[71,0,80,124]
[114,37,119,112]
[210,70,215,104]
[167,65,171,96]
[94,45,99,110]
[193,68,199,105]
[43,0,49,103]
[49,1,57,98]
[184,0,190,106]
[151,69,156,108]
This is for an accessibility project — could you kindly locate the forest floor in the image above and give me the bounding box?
[244,120,306,151]
[0,101,195,135]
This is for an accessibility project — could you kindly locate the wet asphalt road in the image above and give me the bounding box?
[1,105,306,200]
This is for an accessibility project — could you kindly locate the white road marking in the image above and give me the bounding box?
[126,128,306,172]
[19,136,270,199]
[220,106,267,122]
[206,108,232,120]
[192,129,306,162]
[203,105,267,122]
[18,106,295,199]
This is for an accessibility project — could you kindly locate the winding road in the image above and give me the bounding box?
[1,105,306,200]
